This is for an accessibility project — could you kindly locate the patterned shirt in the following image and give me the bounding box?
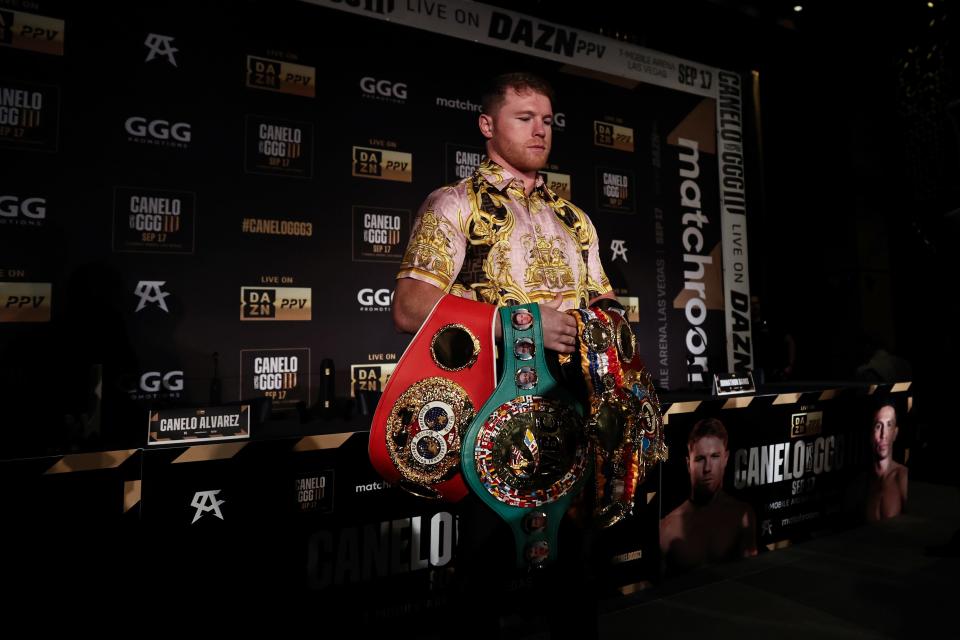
[397,159,612,311]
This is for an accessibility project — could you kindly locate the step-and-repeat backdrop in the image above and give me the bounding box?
[1,0,753,456]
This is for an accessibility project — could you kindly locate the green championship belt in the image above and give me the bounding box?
[461,304,591,568]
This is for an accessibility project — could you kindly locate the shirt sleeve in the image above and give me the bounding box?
[396,186,467,291]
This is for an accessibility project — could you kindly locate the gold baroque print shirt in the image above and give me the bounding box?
[397,158,613,310]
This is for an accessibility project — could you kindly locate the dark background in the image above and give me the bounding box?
[1,0,956,480]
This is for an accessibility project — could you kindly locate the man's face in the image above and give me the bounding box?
[872,405,898,460]
[513,310,533,329]
[480,88,552,175]
[687,435,728,501]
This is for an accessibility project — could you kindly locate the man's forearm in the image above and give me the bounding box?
[394,278,581,352]
[392,277,445,334]
[393,277,503,338]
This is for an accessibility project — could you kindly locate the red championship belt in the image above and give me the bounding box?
[368,295,497,501]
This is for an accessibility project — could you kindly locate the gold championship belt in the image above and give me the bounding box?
[572,306,666,527]
[606,307,667,474]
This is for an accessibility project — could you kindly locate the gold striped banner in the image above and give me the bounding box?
[293,432,358,452]
[773,393,802,405]
[618,581,653,596]
[45,449,136,475]
[722,396,753,410]
[172,442,248,464]
[124,480,142,512]
[665,401,701,415]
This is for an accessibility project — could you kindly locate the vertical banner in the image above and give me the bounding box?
[659,98,725,389]
[717,71,753,373]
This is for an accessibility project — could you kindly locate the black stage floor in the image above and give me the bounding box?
[594,480,960,640]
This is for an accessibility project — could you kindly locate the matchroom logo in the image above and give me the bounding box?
[0,282,51,322]
[240,286,311,321]
[240,348,310,410]
[352,146,412,183]
[594,120,634,152]
[245,55,315,98]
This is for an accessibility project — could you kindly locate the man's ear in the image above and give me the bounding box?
[479,113,494,139]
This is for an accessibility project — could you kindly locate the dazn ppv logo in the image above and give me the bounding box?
[241,286,312,321]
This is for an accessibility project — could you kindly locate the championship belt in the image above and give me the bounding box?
[461,304,590,568]
[605,308,667,473]
[572,306,666,527]
[573,307,639,527]
[368,295,497,501]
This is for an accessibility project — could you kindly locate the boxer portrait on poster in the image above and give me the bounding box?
[864,401,908,522]
[660,417,758,573]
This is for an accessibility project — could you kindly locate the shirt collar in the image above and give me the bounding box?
[477,157,549,197]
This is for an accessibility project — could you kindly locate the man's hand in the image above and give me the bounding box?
[539,293,577,354]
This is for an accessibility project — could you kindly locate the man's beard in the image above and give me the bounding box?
[498,141,549,173]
